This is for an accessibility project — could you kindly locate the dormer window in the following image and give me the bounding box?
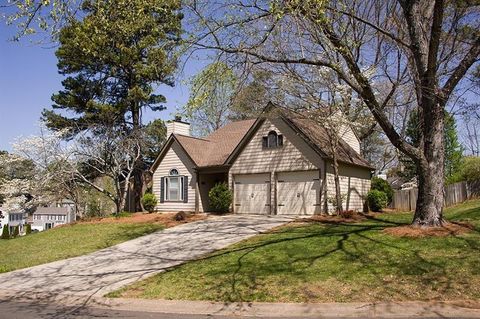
[262,131,283,149]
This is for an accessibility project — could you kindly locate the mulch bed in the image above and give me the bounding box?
[295,212,373,224]
[383,221,475,238]
[75,212,207,228]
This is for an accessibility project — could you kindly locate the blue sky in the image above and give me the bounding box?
[0,22,207,152]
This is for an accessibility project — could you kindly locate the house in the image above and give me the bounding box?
[32,204,76,231]
[150,109,373,215]
[0,205,26,236]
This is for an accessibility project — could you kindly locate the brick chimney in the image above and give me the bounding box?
[166,116,190,137]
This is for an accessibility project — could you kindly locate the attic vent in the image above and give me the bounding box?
[262,131,283,148]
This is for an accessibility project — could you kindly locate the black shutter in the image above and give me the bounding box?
[278,134,283,146]
[160,177,165,203]
[262,136,268,148]
[183,176,188,203]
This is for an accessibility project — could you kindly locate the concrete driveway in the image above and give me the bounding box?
[0,215,291,302]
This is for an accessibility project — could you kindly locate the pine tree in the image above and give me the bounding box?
[1,224,9,239]
[401,109,463,182]
[42,0,183,210]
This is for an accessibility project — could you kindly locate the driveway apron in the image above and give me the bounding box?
[0,215,291,300]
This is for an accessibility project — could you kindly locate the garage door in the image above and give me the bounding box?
[234,174,271,214]
[277,171,321,215]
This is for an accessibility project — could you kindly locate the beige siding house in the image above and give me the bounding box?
[150,107,373,215]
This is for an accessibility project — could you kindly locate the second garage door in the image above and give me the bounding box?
[276,171,321,215]
[234,174,270,214]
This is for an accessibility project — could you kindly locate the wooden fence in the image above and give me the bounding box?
[391,179,480,211]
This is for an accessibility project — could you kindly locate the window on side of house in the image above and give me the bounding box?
[262,131,284,149]
[165,169,184,201]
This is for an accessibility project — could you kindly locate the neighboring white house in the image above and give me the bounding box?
[150,106,374,215]
[32,203,76,232]
[0,205,26,236]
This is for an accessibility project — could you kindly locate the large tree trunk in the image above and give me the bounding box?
[330,140,344,214]
[131,103,144,212]
[414,164,445,226]
[412,101,446,227]
[133,167,144,212]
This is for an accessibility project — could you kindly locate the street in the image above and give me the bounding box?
[0,300,478,319]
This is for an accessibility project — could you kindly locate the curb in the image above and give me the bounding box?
[2,292,478,318]
[93,298,480,318]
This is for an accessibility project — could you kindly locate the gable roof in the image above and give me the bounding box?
[150,114,373,172]
[176,119,257,167]
[34,207,70,215]
[150,119,257,171]
[284,117,373,169]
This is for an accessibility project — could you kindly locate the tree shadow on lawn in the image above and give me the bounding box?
[0,214,478,318]
[179,218,480,303]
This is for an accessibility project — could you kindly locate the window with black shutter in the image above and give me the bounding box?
[164,169,185,201]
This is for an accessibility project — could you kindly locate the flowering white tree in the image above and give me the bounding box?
[0,152,38,211]
[72,128,143,214]
[1,125,144,215]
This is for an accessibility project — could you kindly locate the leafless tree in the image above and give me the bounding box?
[185,0,480,227]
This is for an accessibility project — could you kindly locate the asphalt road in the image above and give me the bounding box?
[0,301,477,319]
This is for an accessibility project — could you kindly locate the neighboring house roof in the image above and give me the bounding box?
[0,206,24,215]
[151,112,373,172]
[34,207,70,215]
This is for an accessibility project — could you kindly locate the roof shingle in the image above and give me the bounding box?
[168,116,372,170]
[287,117,373,169]
[174,119,256,167]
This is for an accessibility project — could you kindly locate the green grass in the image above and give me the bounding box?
[0,222,164,273]
[109,200,480,302]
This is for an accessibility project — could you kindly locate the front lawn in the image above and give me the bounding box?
[109,200,480,302]
[0,212,203,273]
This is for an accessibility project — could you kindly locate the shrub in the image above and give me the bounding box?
[371,177,393,203]
[327,193,347,212]
[460,156,480,181]
[113,211,132,218]
[141,193,158,213]
[174,211,187,221]
[209,182,232,213]
[1,224,9,239]
[86,200,102,218]
[12,225,19,238]
[25,224,32,235]
[367,190,388,212]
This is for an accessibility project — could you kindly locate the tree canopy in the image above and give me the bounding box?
[42,0,183,135]
[184,0,480,226]
[181,62,237,136]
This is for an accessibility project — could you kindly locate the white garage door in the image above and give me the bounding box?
[234,174,271,214]
[277,171,321,215]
